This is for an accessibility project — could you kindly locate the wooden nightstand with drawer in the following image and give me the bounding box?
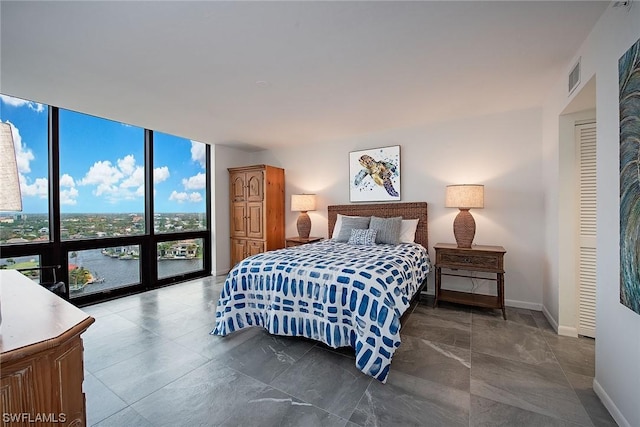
[433,243,507,319]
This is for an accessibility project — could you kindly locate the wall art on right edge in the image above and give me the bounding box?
[619,37,640,315]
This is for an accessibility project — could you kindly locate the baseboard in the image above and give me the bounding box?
[542,305,559,333]
[505,299,542,311]
[213,269,230,276]
[593,378,632,427]
[557,325,578,337]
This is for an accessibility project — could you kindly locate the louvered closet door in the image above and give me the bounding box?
[576,122,596,338]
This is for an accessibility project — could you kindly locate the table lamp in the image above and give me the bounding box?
[291,194,316,239]
[445,184,484,248]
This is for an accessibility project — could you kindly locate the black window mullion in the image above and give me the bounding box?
[143,129,157,288]
[47,106,67,295]
[204,144,212,274]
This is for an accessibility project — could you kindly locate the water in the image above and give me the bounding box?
[1,250,204,297]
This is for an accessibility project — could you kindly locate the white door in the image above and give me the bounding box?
[576,122,596,338]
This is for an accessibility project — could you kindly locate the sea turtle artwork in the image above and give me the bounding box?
[354,154,399,197]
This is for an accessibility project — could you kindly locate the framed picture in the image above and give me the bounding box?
[349,145,400,202]
[619,37,640,315]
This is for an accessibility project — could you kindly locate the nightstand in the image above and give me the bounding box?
[433,243,507,319]
[285,236,323,248]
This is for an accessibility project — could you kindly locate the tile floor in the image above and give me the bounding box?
[81,276,617,426]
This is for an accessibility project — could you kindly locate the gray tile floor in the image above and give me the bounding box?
[81,276,617,426]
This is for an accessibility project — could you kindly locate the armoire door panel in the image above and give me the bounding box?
[230,172,246,202]
[247,240,265,257]
[231,239,246,266]
[231,203,247,237]
[246,171,264,202]
[247,203,264,239]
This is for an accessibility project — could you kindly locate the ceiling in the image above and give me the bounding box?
[0,1,608,150]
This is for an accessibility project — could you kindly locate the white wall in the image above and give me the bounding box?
[211,144,258,275]
[255,108,545,308]
[541,4,640,426]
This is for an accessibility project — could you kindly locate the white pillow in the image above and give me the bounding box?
[331,214,366,239]
[399,219,419,243]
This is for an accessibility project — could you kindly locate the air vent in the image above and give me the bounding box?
[569,58,581,95]
[612,1,633,11]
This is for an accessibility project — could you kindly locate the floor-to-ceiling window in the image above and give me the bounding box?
[0,95,50,244]
[0,94,212,305]
[153,132,208,279]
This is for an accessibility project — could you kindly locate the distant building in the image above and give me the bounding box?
[160,241,198,259]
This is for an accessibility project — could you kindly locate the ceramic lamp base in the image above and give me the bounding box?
[453,209,476,248]
[297,211,311,239]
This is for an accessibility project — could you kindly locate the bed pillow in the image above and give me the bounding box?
[399,219,419,243]
[334,216,372,242]
[332,214,368,239]
[347,228,377,246]
[369,216,402,245]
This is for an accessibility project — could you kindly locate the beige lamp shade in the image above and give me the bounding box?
[0,123,22,212]
[445,184,483,248]
[291,194,316,212]
[445,185,484,209]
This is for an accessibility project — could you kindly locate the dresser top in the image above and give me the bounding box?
[434,243,506,253]
[0,270,94,360]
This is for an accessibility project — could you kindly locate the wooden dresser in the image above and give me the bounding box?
[0,270,94,427]
[229,164,285,267]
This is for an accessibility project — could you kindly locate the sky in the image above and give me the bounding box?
[0,94,207,214]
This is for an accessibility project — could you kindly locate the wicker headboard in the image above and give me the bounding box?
[327,202,428,249]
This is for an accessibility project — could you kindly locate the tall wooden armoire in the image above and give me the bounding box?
[228,164,285,267]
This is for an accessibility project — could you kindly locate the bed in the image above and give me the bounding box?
[212,202,430,382]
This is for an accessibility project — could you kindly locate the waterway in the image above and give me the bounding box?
[1,249,203,298]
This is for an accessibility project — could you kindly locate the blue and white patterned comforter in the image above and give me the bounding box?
[211,240,430,382]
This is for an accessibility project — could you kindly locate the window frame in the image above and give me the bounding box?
[0,104,212,306]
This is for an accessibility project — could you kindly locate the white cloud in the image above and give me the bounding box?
[0,95,45,113]
[169,190,189,203]
[117,154,136,176]
[79,160,124,196]
[60,187,79,205]
[191,141,206,168]
[169,190,202,203]
[182,172,206,190]
[120,166,144,189]
[79,160,122,185]
[99,184,120,197]
[60,174,79,204]
[4,121,35,174]
[74,154,154,203]
[20,175,48,199]
[154,166,170,183]
[60,174,76,188]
